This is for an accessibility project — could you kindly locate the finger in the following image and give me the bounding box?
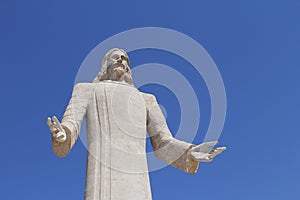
[216,147,226,155]
[50,126,57,133]
[54,132,63,140]
[46,117,52,127]
[52,116,59,124]
[52,116,63,131]
[216,147,226,152]
[55,132,66,142]
[210,147,226,158]
[210,147,224,153]
[208,152,218,158]
[56,132,64,138]
[213,147,226,153]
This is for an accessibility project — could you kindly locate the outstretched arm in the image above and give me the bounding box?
[47,83,91,157]
[144,94,199,174]
[144,94,226,174]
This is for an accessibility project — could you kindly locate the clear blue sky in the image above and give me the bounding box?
[0,0,299,199]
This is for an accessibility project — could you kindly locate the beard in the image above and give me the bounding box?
[105,63,132,85]
[107,63,126,77]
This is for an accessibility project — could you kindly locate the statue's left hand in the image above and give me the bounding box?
[189,141,226,162]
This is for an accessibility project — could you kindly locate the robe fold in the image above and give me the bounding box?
[52,81,199,200]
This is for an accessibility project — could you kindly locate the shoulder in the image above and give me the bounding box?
[140,92,157,105]
[73,83,94,90]
[72,83,95,96]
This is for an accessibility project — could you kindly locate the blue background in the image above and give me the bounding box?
[1,0,299,199]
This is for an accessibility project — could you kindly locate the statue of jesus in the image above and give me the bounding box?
[47,48,226,200]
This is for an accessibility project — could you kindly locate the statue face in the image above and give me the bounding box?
[94,48,133,85]
[106,50,130,78]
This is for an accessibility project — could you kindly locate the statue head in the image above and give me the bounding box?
[93,48,133,85]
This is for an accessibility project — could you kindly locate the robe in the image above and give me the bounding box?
[52,81,199,200]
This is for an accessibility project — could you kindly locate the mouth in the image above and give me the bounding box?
[106,64,125,76]
[112,64,124,71]
[113,67,124,73]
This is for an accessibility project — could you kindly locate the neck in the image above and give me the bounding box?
[101,73,133,85]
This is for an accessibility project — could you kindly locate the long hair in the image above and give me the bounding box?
[93,48,133,85]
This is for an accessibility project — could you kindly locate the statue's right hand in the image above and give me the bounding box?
[47,116,67,142]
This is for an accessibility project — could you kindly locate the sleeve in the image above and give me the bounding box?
[144,94,199,174]
[52,83,91,157]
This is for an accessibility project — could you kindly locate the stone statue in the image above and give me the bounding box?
[47,48,226,200]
